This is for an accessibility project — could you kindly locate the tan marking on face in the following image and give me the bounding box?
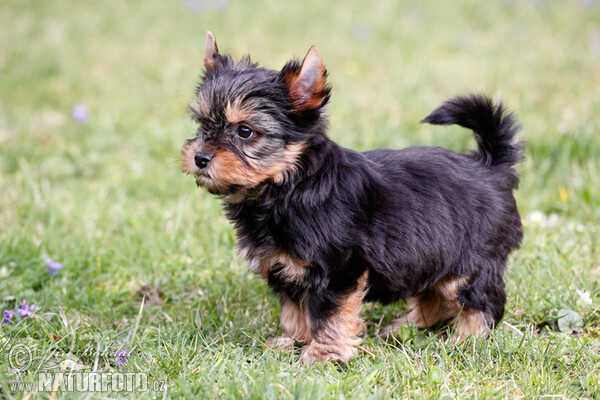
[262,142,306,184]
[301,270,369,364]
[199,142,306,191]
[210,150,266,189]
[182,134,306,194]
[224,98,252,125]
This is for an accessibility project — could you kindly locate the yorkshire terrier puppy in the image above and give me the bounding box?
[182,32,523,364]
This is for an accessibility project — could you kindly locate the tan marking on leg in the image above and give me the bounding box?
[436,277,469,300]
[258,249,308,282]
[267,298,311,352]
[280,299,311,343]
[382,277,469,337]
[237,245,308,283]
[301,271,369,364]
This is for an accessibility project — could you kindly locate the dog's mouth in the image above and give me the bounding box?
[193,171,228,196]
[195,172,213,187]
[193,171,248,200]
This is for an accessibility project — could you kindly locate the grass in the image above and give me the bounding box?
[1,0,599,398]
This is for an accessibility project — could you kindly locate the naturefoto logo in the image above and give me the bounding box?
[7,372,165,393]
[2,338,166,394]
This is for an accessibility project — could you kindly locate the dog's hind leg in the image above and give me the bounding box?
[451,264,506,340]
[451,309,493,341]
[381,277,471,338]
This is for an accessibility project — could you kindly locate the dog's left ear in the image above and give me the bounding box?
[280,46,330,112]
[204,31,220,72]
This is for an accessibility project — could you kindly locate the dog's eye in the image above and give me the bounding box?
[237,125,254,139]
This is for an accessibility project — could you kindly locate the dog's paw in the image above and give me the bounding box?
[266,336,295,352]
[379,315,411,338]
[300,341,357,364]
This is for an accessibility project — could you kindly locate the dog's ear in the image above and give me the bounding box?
[204,31,220,72]
[280,46,330,112]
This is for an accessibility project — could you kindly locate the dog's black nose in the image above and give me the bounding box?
[194,151,213,169]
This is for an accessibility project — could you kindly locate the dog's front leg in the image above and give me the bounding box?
[300,271,368,364]
[268,296,312,351]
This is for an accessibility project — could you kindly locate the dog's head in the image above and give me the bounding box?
[181,32,330,199]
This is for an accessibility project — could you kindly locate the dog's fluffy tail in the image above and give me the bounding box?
[421,94,524,174]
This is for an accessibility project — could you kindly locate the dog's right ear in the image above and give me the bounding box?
[204,31,220,72]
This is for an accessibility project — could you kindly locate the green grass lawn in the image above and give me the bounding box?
[1,0,600,398]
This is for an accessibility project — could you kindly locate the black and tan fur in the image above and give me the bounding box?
[181,32,524,364]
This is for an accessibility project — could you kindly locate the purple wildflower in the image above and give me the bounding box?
[2,310,14,324]
[115,349,130,367]
[18,300,37,319]
[212,0,228,12]
[71,104,89,124]
[185,0,204,12]
[45,257,64,275]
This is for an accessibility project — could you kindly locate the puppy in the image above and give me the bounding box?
[182,32,523,364]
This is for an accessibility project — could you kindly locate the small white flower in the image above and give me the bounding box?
[576,289,593,305]
[526,210,546,225]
